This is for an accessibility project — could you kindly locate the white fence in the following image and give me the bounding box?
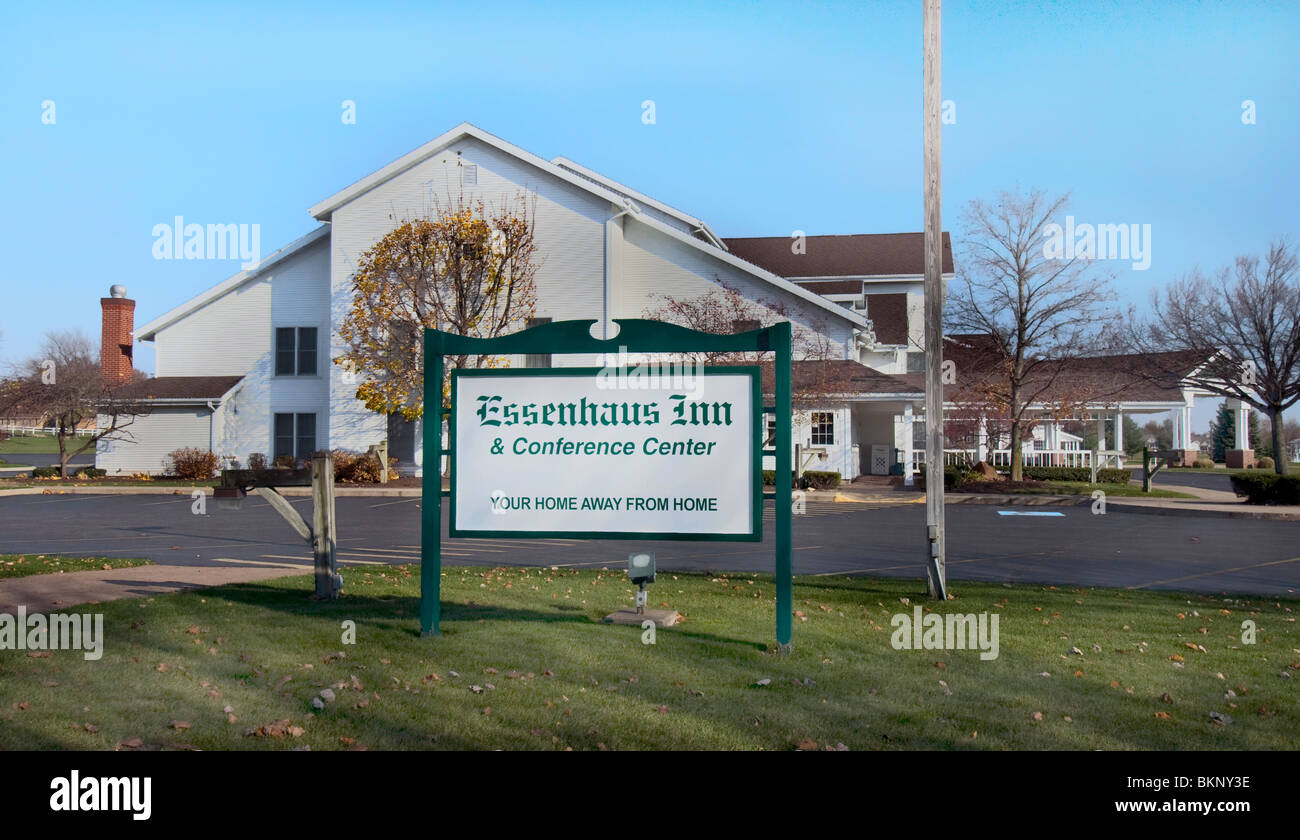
[0,425,96,437]
[911,448,1126,470]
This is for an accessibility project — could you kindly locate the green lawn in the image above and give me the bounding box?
[1046,482,1196,498]
[0,434,63,455]
[0,555,152,580]
[2,565,1296,750]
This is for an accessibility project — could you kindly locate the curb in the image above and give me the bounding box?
[946,493,1300,521]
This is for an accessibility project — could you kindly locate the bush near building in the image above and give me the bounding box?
[1018,467,1132,484]
[1229,473,1300,505]
[166,447,219,480]
[760,469,841,490]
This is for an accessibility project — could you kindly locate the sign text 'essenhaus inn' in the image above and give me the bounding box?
[475,394,735,457]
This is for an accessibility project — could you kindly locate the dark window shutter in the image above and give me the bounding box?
[296,413,317,458]
[274,413,294,458]
[297,327,318,375]
[275,328,296,375]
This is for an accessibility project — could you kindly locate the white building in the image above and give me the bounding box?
[97,123,951,478]
[95,122,1217,479]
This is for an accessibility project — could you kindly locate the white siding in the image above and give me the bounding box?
[153,280,270,377]
[96,408,213,475]
[325,136,615,451]
[134,236,331,465]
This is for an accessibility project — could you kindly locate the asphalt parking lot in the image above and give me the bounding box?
[2,493,1298,596]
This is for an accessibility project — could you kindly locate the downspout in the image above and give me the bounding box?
[604,200,635,340]
[206,400,217,455]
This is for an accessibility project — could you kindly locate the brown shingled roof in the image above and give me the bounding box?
[941,337,1211,406]
[760,360,924,397]
[723,232,954,278]
[111,376,244,401]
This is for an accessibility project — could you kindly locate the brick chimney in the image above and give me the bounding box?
[101,285,135,387]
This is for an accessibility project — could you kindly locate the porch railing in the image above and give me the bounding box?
[910,448,1126,470]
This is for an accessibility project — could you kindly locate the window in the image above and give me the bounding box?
[275,327,318,376]
[811,412,835,446]
[765,416,776,448]
[274,413,317,460]
[525,317,552,368]
[732,319,760,333]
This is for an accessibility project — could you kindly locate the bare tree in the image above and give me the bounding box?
[946,189,1117,480]
[0,331,149,476]
[644,279,857,409]
[1128,240,1300,475]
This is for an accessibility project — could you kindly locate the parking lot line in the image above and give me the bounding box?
[1126,556,1300,590]
[368,498,422,508]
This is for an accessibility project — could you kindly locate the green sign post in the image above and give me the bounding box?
[420,318,794,650]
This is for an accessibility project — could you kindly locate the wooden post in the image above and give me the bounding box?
[375,440,389,484]
[923,0,947,601]
[311,452,339,599]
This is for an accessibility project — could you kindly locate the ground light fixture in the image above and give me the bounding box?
[628,551,655,614]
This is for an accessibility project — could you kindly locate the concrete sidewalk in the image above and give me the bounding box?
[0,559,308,613]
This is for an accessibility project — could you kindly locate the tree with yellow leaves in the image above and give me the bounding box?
[336,192,539,419]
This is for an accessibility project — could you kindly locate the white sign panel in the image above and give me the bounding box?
[451,367,759,539]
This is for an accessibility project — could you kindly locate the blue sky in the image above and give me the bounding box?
[1,0,1296,430]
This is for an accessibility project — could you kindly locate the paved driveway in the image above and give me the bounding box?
[1,494,1297,597]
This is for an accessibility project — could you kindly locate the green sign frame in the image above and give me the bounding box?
[448,365,763,542]
[421,318,794,650]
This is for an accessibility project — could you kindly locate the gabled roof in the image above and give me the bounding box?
[305,121,868,330]
[111,376,244,402]
[135,225,330,341]
[550,156,727,249]
[724,232,955,278]
[308,122,632,221]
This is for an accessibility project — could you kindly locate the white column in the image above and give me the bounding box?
[1114,410,1124,456]
[1181,405,1193,449]
[903,402,914,487]
[976,415,988,463]
[1096,415,1106,450]
[1233,399,1250,450]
